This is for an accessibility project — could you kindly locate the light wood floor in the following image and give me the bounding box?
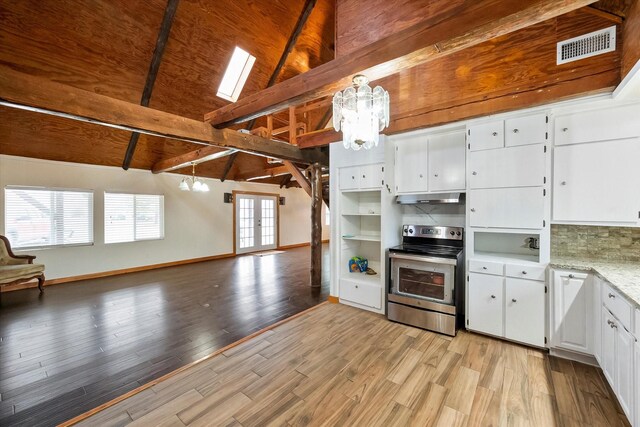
[77,303,630,427]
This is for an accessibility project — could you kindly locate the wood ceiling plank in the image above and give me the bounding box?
[0,66,328,165]
[297,128,341,149]
[152,147,237,174]
[234,165,291,181]
[220,152,239,182]
[622,0,640,79]
[204,0,597,128]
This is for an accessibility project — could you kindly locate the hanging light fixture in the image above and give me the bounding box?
[332,74,389,150]
[179,163,210,193]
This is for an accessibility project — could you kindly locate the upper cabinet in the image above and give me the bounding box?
[553,138,640,224]
[504,114,547,147]
[469,144,545,189]
[394,129,465,194]
[555,103,640,146]
[468,121,504,151]
[339,164,384,191]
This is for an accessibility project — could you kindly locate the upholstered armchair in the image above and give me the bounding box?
[0,235,45,295]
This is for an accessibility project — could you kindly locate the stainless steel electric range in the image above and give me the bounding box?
[387,225,465,336]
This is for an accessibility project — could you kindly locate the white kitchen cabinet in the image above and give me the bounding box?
[553,138,640,224]
[592,277,603,364]
[428,131,466,191]
[395,135,428,193]
[339,277,382,310]
[615,322,635,421]
[339,166,360,190]
[340,164,383,191]
[602,307,617,386]
[469,144,545,189]
[635,340,639,427]
[505,114,547,147]
[468,273,504,337]
[552,270,591,354]
[468,121,504,151]
[555,103,640,146]
[505,278,545,347]
[469,187,545,229]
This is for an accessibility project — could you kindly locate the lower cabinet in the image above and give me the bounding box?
[601,307,635,422]
[592,277,603,364]
[339,278,382,310]
[468,271,545,347]
[552,270,591,354]
[635,340,640,427]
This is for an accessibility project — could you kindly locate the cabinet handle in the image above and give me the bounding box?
[562,127,568,132]
[355,285,359,289]
[490,295,496,299]
[568,274,574,279]
[522,271,527,275]
[434,174,439,177]
[419,174,423,178]
[512,129,519,133]
[608,293,615,299]
[492,132,498,136]
[482,266,488,270]
[472,171,477,176]
[470,208,476,212]
[352,176,355,180]
[607,319,613,326]
[611,322,617,329]
[512,298,517,303]
[560,181,567,186]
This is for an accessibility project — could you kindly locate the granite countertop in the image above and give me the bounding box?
[551,257,640,309]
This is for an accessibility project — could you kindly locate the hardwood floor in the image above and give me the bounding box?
[0,245,330,427]
[78,303,631,427]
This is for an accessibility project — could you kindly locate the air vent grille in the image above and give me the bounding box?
[557,26,616,65]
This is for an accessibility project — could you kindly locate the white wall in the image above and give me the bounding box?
[0,155,329,280]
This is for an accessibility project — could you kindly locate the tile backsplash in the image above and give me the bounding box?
[551,224,640,262]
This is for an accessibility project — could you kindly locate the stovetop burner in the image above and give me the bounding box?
[389,225,464,259]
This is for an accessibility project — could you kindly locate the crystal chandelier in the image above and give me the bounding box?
[179,163,210,192]
[332,74,389,150]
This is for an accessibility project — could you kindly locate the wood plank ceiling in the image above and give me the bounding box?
[0,0,335,185]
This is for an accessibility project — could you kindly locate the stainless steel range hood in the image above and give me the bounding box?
[395,192,464,205]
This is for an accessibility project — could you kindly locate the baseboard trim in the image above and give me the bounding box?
[549,347,598,366]
[1,253,235,293]
[59,301,329,426]
[327,295,339,303]
[278,239,329,250]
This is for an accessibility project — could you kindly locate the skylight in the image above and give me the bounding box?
[217,46,255,102]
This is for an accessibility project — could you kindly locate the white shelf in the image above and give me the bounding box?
[342,212,381,216]
[342,235,381,242]
[340,271,382,286]
[471,251,542,265]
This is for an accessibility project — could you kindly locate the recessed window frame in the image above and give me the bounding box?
[104,192,164,244]
[216,46,256,102]
[4,185,94,250]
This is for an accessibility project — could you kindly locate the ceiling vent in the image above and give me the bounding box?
[557,26,616,65]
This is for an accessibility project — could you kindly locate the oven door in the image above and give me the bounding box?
[389,253,456,306]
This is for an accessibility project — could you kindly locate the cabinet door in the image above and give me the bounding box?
[592,277,603,364]
[504,114,547,147]
[601,307,616,386]
[469,144,545,189]
[555,103,640,146]
[468,121,504,151]
[469,187,545,229]
[340,166,360,190]
[635,340,640,427]
[395,136,428,193]
[468,273,504,337]
[553,271,590,354]
[360,164,383,190]
[616,324,635,420]
[505,278,545,347]
[428,131,466,191]
[339,278,382,309]
[553,139,640,224]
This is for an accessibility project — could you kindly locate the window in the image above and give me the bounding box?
[4,186,93,249]
[217,46,256,102]
[104,193,164,244]
[325,207,330,225]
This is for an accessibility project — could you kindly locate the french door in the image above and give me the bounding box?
[235,194,278,254]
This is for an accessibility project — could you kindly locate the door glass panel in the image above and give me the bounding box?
[397,267,445,300]
[239,197,254,249]
[261,198,275,246]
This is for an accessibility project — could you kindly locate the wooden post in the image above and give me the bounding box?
[310,162,323,288]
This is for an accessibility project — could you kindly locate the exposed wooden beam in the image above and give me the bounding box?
[204,0,596,128]
[279,174,293,188]
[152,148,237,174]
[310,162,323,288]
[245,0,317,130]
[123,0,179,170]
[0,66,328,166]
[296,97,333,114]
[298,128,341,149]
[220,152,239,182]
[235,165,290,181]
[283,160,312,196]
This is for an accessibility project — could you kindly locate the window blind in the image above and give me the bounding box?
[4,187,94,249]
[104,193,164,244]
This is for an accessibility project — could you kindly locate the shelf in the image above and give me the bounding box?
[342,212,381,216]
[342,235,381,242]
[340,271,382,286]
[471,251,542,265]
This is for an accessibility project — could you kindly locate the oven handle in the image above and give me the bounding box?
[388,252,457,266]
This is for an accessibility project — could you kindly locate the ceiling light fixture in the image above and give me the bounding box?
[333,74,389,150]
[179,163,210,193]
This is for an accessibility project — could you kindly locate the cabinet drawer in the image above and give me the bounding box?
[603,284,633,331]
[504,114,547,147]
[469,260,504,276]
[468,121,504,151]
[505,263,546,281]
[339,278,382,309]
